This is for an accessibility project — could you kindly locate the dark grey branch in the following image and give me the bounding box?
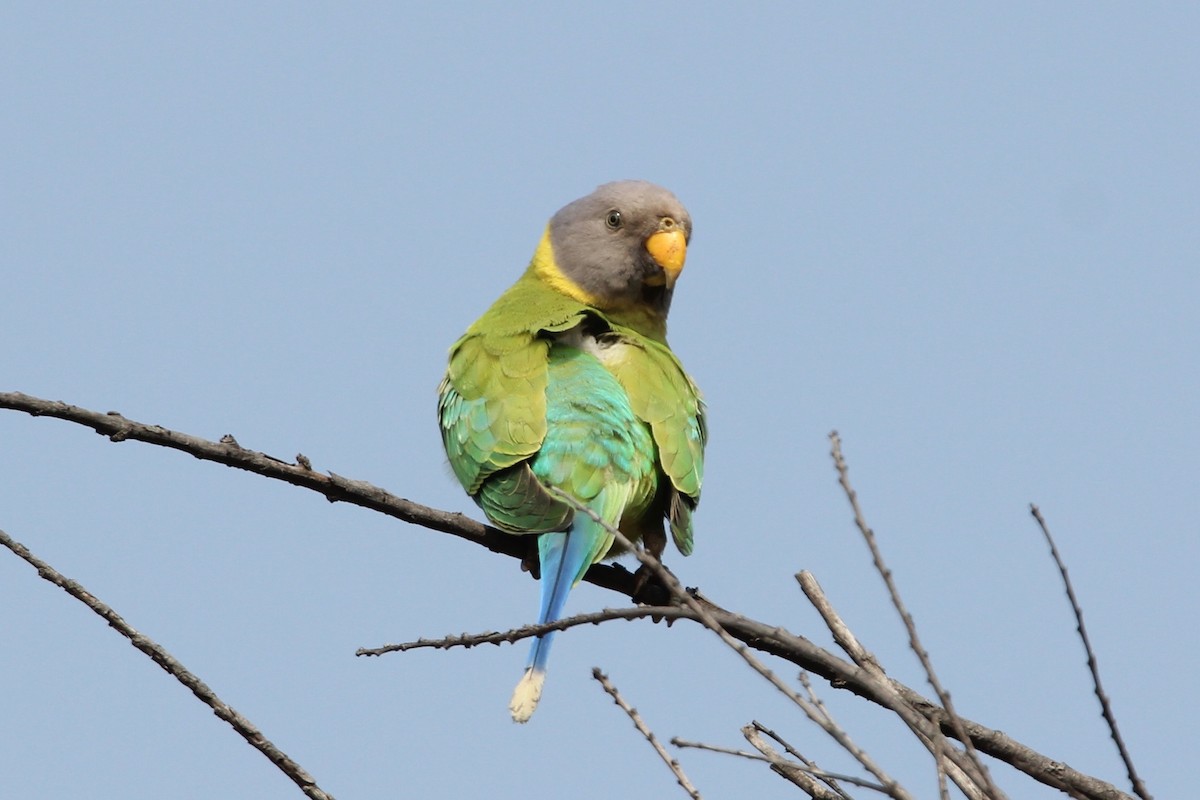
[593,668,704,800]
[0,526,336,800]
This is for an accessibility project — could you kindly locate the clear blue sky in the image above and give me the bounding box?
[2,4,1195,798]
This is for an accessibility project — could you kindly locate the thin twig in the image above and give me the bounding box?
[355,606,688,656]
[741,724,846,798]
[795,673,837,728]
[592,669,702,800]
[0,527,336,800]
[1030,504,1152,800]
[671,738,808,769]
[829,431,1003,799]
[672,737,782,762]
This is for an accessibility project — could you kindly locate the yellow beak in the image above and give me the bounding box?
[645,228,687,287]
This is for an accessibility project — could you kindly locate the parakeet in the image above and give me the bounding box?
[437,181,705,723]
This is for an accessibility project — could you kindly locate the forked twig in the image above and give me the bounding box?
[754,710,859,799]
[742,724,855,798]
[673,735,886,795]
[1029,504,1151,800]
[0,527,335,800]
[760,699,852,800]
[741,726,845,798]
[592,669,702,800]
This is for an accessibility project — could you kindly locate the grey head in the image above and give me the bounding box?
[548,180,692,314]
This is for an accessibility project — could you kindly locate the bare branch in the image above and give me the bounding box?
[797,570,883,675]
[592,669,703,800]
[741,727,846,797]
[829,431,1003,799]
[0,391,665,604]
[798,571,987,800]
[550,487,915,800]
[0,526,336,800]
[355,605,688,656]
[1030,504,1152,800]
[0,392,1139,800]
[0,393,512,549]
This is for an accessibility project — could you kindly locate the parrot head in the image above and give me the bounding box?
[538,180,692,316]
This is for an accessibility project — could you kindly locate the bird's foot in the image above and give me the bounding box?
[630,562,674,606]
[520,536,540,579]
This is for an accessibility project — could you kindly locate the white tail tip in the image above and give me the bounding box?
[509,668,545,723]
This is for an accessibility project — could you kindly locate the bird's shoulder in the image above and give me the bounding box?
[603,323,706,505]
[465,268,590,340]
[438,271,589,494]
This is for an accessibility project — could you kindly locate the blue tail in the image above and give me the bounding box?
[509,519,607,722]
[526,522,602,673]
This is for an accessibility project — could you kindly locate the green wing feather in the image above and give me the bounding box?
[439,332,547,491]
[438,272,587,533]
[606,328,706,556]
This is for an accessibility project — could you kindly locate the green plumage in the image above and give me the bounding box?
[438,265,704,558]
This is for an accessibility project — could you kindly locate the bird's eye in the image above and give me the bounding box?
[605,210,622,229]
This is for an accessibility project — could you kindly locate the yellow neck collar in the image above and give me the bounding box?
[529,227,603,307]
